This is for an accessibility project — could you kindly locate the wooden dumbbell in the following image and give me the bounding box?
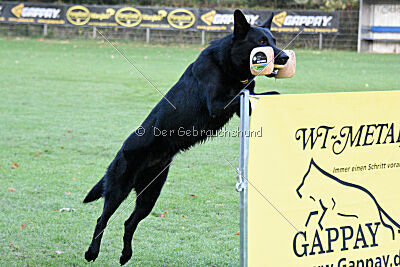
[275,50,296,79]
[250,47,274,76]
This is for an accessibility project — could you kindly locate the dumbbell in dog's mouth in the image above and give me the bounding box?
[268,51,289,77]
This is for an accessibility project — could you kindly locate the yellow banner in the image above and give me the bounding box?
[248,91,400,266]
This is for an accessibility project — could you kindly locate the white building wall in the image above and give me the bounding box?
[372,4,400,53]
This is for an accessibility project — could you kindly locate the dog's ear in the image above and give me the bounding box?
[233,10,250,40]
[260,13,274,29]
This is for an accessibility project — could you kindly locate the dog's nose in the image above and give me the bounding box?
[275,51,289,65]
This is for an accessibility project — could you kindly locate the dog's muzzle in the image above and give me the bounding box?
[274,51,289,66]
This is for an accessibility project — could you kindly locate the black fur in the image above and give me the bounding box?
[84,10,288,265]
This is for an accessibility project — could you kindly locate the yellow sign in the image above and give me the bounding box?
[201,10,216,26]
[37,19,65,25]
[167,9,195,29]
[115,7,142,27]
[66,6,90,26]
[8,17,33,23]
[11,3,24,18]
[197,25,227,31]
[248,91,400,266]
[272,11,286,27]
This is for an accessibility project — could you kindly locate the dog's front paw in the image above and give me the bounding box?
[266,91,280,95]
[85,247,99,262]
[255,91,280,95]
[120,249,133,265]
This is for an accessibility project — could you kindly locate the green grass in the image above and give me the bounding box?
[0,38,399,266]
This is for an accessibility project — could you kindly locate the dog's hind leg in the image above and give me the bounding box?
[84,179,133,262]
[85,151,137,262]
[120,161,170,265]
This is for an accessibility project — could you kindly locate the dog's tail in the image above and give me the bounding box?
[83,176,104,203]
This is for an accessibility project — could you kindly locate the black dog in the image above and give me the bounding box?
[83,10,288,265]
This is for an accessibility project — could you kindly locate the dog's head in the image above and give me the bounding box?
[231,10,289,78]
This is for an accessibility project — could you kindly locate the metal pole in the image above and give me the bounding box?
[43,24,47,37]
[146,28,150,43]
[201,30,205,45]
[357,0,363,53]
[239,89,249,267]
[319,33,323,50]
[93,26,97,38]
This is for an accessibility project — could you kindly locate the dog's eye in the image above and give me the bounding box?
[259,39,268,45]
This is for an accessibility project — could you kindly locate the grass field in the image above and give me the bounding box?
[0,37,399,266]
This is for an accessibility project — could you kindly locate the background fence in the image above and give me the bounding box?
[0,10,359,50]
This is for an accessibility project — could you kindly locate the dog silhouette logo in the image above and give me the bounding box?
[296,159,400,240]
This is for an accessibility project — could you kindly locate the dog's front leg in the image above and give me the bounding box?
[234,82,279,117]
[247,79,280,96]
[207,95,240,118]
[206,87,241,118]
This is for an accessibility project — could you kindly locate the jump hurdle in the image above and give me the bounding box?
[238,90,400,266]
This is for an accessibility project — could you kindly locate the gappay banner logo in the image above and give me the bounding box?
[271,10,339,33]
[198,9,261,31]
[247,91,400,266]
[4,2,65,24]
